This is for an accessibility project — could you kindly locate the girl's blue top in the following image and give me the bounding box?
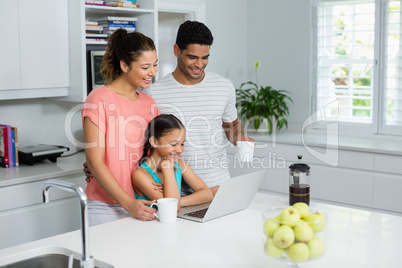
[134,161,182,200]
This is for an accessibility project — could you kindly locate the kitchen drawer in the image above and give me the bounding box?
[0,197,80,250]
[308,164,373,208]
[0,174,86,212]
[372,173,402,213]
[373,154,402,175]
[285,144,374,171]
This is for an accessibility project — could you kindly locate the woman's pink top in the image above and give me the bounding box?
[82,86,159,204]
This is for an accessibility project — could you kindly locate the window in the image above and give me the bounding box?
[312,0,402,135]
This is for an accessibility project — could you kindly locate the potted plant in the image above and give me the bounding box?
[236,60,293,134]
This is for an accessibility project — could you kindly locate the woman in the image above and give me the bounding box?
[82,29,159,225]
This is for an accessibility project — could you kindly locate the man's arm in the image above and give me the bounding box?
[222,117,255,145]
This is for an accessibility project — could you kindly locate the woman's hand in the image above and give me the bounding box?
[125,199,157,221]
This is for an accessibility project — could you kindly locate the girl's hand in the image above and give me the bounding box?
[153,182,164,193]
[160,159,175,170]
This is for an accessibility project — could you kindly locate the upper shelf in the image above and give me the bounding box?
[85,5,154,17]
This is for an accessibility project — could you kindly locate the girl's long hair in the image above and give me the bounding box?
[139,114,185,166]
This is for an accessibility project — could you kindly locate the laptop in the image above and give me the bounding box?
[177,169,268,223]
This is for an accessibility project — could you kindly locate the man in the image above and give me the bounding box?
[144,21,253,196]
[84,21,253,196]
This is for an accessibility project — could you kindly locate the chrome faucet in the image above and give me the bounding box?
[42,179,94,268]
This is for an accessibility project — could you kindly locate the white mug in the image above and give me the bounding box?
[236,141,255,162]
[150,198,178,224]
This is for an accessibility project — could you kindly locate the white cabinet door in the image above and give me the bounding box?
[308,164,373,208]
[372,173,402,213]
[0,1,21,90]
[19,0,70,89]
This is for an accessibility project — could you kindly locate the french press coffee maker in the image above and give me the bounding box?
[289,155,310,206]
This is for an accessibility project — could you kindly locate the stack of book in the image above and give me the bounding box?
[104,0,139,8]
[0,124,18,168]
[96,16,137,35]
[85,0,108,6]
[85,21,108,44]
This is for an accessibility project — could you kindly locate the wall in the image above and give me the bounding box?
[247,0,311,131]
[204,0,248,88]
[0,99,83,150]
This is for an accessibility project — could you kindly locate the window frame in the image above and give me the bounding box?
[310,0,402,136]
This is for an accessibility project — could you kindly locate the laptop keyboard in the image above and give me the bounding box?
[184,208,208,218]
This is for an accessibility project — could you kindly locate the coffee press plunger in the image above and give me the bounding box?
[289,155,310,206]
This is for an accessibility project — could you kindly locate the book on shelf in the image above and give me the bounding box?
[86,38,107,42]
[95,16,138,22]
[86,30,104,34]
[85,33,108,38]
[103,28,136,34]
[0,125,10,168]
[85,1,108,6]
[98,23,136,28]
[12,127,18,167]
[85,25,104,31]
[86,39,108,44]
[97,20,136,25]
[105,1,139,8]
[0,125,19,168]
[85,21,98,26]
[86,0,106,3]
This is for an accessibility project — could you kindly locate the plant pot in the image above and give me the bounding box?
[242,117,270,133]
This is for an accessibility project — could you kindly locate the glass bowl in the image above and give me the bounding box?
[261,205,327,267]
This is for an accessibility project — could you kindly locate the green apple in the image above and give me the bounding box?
[307,236,326,258]
[305,212,326,232]
[273,225,295,248]
[264,238,284,257]
[287,242,310,262]
[280,207,300,227]
[263,219,280,237]
[292,202,310,219]
[293,224,314,242]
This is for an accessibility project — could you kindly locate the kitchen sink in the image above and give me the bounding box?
[0,247,113,268]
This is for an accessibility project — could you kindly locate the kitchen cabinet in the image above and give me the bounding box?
[0,1,20,90]
[373,172,402,212]
[227,133,402,213]
[0,0,70,100]
[65,0,157,102]
[0,152,87,250]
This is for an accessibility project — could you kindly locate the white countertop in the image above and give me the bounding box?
[0,151,86,187]
[0,192,400,267]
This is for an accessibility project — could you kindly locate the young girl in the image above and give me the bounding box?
[132,114,213,209]
[82,29,159,225]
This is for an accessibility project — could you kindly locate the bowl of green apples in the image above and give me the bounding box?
[262,203,327,266]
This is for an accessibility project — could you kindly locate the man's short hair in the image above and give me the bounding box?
[175,20,214,50]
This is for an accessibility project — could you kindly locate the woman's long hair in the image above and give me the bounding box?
[101,29,156,84]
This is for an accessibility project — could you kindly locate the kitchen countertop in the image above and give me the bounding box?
[0,151,86,187]
[0,192,400,267]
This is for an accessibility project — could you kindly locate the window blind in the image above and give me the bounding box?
[383,1,402,129]
[315,0,376,125]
